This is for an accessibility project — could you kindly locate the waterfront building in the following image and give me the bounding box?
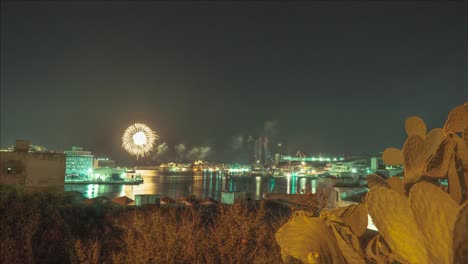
[328,156,372,178]
[135,194,160,206]
[192,160,205,173]
[92,167,127,181]
[279,155,344,163]
[328,155,397,178]
[227,164,250,175]
[0,140,65,191]
[64,146,94,179]
[111,196,134,206]
[253,136,269,166]
[159,162,192,173]
[93,157,116,168]
[221,191,246,204]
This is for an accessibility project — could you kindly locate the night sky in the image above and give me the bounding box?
[1,2,467,163]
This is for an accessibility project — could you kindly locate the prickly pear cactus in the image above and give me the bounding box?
[276,103,468,263]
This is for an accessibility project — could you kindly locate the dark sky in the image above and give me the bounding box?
[1,1,467,163]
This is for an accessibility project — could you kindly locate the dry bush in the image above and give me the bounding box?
[1,186,326,263]
[0,186,123,264]
[264,185,330,215]
[105,202,288,264]
[75,239,101,264]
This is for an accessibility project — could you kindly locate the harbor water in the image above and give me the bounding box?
[64,170,333,201]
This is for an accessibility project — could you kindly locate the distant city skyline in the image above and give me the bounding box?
[1,2,467,163]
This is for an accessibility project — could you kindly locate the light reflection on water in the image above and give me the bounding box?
[65,170,331,201]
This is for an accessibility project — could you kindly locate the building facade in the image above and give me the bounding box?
[253,136,269,166]
[93,157,116,168]
[64,146,94,179]
[0,140,65,191]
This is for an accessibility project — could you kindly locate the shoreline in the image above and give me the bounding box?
[64,179,144,185]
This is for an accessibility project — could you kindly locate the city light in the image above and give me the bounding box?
[281,155,345,162]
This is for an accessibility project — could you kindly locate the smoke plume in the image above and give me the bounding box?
[175,144,186,159]
[187,146,212,160]
[152,142,168,160]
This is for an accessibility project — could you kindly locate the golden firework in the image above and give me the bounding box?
[122,123,158,159]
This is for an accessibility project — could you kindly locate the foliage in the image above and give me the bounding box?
[276,103,468,263]
[107,202,288,264]
[266,187,331,215]
[1,185,327,263]
[0,186,124,264]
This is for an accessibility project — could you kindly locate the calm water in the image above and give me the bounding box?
[64,170,333,201]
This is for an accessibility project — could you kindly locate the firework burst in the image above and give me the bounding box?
[122,123,158,159]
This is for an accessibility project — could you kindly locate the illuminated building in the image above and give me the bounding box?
[280,155,344,162]
[159,162,192,174]
[93,157,116,168]
[253,136,269,166]
[92,167,126,181]
[328,155,401,178]
[65,146,94,178]
[270,140,286,157]
[227,164,250,174]
[0,140,65,191]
